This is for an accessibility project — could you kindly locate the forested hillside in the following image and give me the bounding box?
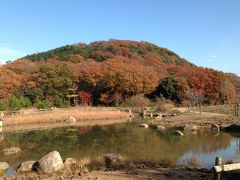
[0,40,239,110]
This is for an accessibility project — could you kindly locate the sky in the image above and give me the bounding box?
[0,0,240,74]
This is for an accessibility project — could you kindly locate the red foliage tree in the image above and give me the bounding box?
[79,91,92,105]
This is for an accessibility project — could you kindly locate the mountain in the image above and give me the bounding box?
[24,40,192,66]
[0,40,239,107]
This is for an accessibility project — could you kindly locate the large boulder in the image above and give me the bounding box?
[223,123,240,132]
[17,161,36,173]
[3,147,21,155]
[0,162,9,172]
[211,124,220,132]
[104,154,123,169]
[38,151,64,173]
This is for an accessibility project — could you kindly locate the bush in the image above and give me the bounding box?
[53,96,70,108]
[8,96,21,111]
[19,96,32,107]
[0,101,8,111]
[122,94,150,107]
[35,99,53,109]
[153,98,175,112]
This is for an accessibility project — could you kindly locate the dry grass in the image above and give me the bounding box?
[3,107,129,126]
[196,105,235,115]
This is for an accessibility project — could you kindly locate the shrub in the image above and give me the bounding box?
[35,99,53,109]
[0,101,8,111]
[153,98,175,112]
[53,96,70,108]
[8,96,21,111]
[19,96,32,107]
[122,94,150,107]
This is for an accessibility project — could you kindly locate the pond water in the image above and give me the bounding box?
[0,119,239,169]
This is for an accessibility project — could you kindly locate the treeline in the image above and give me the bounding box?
[0,40,239,110]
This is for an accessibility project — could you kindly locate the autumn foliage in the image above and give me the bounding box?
[0,40,239,109]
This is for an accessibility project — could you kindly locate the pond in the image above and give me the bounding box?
[0,119,239,169]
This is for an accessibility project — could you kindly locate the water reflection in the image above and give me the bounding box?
[0,120,238,169]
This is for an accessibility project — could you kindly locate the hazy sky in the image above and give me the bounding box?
[0,0,240,74]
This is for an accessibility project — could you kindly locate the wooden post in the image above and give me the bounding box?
[214,157,222,180]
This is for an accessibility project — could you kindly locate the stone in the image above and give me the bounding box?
[3,147,21,155]
[17,161,36,173]
[157,126,165,131]
[182,125,198,131]
[104,154,123,168]
[38,151,64,173]
[0,162,9,172]
[3,167,16,177]
[64,158,77,167]
[65,116,76,124]
[211,124,220,132]
[223,123,240,132]
[173,130,184,136]
[140,124,148,128]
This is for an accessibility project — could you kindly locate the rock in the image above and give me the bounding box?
[3,167,16,177]
[65,116,76,124]
[64,158,77,167]
[0,162,9,172]
[211,124,220,132]
[17,161,36,172]
[157,126,165,131]
[3,147,21,155]
[38,151,64,173]
[223,123,240,132]
[181,125,198,131]
[173,130,184,136]
[140,124,148,128]
[104,154,123,168]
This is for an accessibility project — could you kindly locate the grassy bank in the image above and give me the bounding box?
[3,107,129,126]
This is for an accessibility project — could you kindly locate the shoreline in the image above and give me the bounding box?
[2,107,130,127]
[150,111,237,130]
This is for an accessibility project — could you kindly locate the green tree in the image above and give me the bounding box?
[25,88,44,103]
[8,96,21,110]
[38,63,73,98]
[153,76,189,104]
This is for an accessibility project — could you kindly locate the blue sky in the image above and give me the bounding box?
[0,0,240,74]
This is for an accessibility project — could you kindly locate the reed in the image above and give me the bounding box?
[4,107,129,126]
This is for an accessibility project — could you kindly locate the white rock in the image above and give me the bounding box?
[157,126,165,131]
[173,130,184,136]
[0,162,9,172]
[140,124,148,128]
[65,116,76,124]
[17,161,36,172]
[211,124,220,132]
[38,151,64,173]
